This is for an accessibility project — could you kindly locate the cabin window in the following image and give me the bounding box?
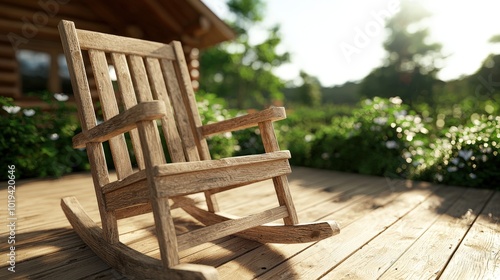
[16,49,72,96]
[17,50,50,94]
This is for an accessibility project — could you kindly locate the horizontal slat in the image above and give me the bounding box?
[155,158,291,197]
[154,151,291,176]
[201,107,286,137]
[0,18,59,39]
[0,71,18,83]
[77,29,176,60]
[104,180,149,212]
[103,170,147,194]
[0,58,17,69]
[0,86,19,97]
[176,206,289,251]
[72,101,166,148]
[0,45,15,56]
[114,203,152,220]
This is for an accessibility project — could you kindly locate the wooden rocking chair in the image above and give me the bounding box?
[58,20,339,279]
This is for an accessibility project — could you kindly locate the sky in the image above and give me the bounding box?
[203,0,500,87]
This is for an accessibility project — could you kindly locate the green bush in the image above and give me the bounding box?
[0,93,88,179]
[197,92,239,159]
[416,115,500,188]
[0,92,240,179]
[276,97,499,189]
[4,91,498,190]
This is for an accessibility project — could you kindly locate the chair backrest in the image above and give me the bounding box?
[59,20,211,188]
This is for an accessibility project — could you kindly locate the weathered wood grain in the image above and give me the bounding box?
[438,191,500,280]
[1,170,499,279]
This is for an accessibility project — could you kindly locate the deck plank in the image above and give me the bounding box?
[326,187,489,279]
[438,191,500,280]
[254,181,440,280]
[0,167,498,279]
[378,188,494,280]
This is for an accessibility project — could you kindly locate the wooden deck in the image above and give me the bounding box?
[1,167,499,279]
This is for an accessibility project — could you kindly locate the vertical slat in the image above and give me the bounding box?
[58,20,118,243]
[127,55,153,102]
[88,49,133,180]
[144,57,186,163]
[111,53,145,170]
[170,41,211,161]
[128,54,166,165]
[160,58,200,161]
[259,121,299,225]
[171,41,219,212]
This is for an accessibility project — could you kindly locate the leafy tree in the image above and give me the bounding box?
[296,70,322,107]
[198,0,290,109]
[360,0,443,107]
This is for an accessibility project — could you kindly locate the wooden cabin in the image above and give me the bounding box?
[0,0,234,107]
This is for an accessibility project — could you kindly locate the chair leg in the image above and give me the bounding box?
[272,175,299,225]
[204,191,219,212]
[151,196,180,268]
[100,210,120,243]
[258,121,300,225]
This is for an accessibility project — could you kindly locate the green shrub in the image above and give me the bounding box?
[279,97,499,189]
[0,93,88,179]
[416,115,500,188]
[197,92,239,159]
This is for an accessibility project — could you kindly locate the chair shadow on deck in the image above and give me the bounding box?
[0,215,296,279]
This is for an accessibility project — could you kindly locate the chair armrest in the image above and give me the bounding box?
[200,107,286,137]
[72,101,166,148]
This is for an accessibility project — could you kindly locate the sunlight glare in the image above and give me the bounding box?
[420,0,500,80]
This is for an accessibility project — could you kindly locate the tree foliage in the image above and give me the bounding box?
[360,0,443,106]
[199,0,289,109]
[296,70,322,107]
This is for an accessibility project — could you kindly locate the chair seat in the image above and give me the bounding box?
[154,150,292,197]
[103,151,292,211]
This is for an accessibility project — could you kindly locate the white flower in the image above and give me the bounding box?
[469,173,477,179]
[389,96,403,105]
[413,140,424,146]
[458,149,473,161]
[447,166,458,172]
[385,140,398,149]
[54,93,69,101]
[373,117,388,125]
[23,109,35,117]
[450,157,460,165]
[223,132,232,139]
[394,110,407,119]
[2,105,21,114]
[482,155,488,162]
[304,134,314,142]
[435,174,443,182]
[49,133,59,140]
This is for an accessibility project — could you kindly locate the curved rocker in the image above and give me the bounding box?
[174,197,340,244]
[61,197,218,280]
